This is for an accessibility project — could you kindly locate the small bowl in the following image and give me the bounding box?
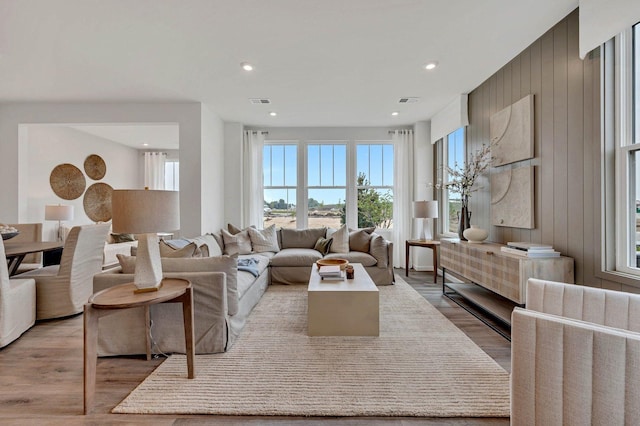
[317,258,349,270]
[1,232,19,241]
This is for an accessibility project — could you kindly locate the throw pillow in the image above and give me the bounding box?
[227,223,256,235]
[188,234,222,257]
[159,240,199,258]
[110,233,135,243]
[222,229,252,255]
[116,254,136,274]
[280,227,327,249]
[349,229,372,252]
[329,224,349,253]
[313,237,333,255]
[247,225,280,253]
[369,234,388,268]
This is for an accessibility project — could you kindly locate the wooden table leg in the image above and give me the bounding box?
[144,306,151,361]
[181,287,196,379]
[405,241,410,277]
[432,245,438,283]
[83,304,99,415]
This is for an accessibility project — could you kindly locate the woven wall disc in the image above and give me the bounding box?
[83,182,113,222]
[50,163,86,200]
[84,154,106,180]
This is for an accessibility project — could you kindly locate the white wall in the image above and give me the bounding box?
[0,102,222,238]
[199,103,225,233]
[26,125,139,240]
[224,122,244,227]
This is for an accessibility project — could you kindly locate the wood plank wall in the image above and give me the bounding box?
[465,9,626,290]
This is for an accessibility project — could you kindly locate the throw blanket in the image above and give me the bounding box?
[237,257,260,277]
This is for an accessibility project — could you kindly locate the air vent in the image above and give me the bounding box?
[398,97,420,104]
[249,98,271,104]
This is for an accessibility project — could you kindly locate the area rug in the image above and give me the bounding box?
[113,277,510,417]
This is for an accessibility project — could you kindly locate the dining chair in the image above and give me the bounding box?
[9,223,43,273]
[0,238,37,347]
[15,223,110,320]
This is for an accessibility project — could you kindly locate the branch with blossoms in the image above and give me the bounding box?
[445,142,494,198]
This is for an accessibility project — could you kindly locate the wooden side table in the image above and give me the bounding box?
[405,240,440,283]
[83,278,195,414]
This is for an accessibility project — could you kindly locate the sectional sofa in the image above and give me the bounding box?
[92,225,394,356]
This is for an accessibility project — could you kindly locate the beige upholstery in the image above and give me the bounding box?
[16,224,110,320]
[0,239,36,347]
[9,223,43,273]
[511,278,640,425]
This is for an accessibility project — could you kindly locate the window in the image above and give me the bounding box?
[356,144,394,228]
[164,160,179,191]
[262,139,394,230]
[263,144,297,229]
[442,127,465,235]
[307,144,346,229]
[605,23,640,276]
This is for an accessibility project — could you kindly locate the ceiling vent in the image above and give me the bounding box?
[249,98,271,104]
[398,97,420,104]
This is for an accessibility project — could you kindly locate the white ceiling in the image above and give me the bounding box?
[67,124,180,150]
[0,0,577,130]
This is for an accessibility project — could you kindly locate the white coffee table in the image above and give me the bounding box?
[307,262,379,336]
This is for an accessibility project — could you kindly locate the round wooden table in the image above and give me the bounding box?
[83,278,195,414]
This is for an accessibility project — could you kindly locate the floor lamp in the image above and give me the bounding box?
[45,205,74,242]
[413,200,438,241]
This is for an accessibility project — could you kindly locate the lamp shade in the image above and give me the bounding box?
[413,200,438,219]
[45,205,74,221]
[111,190,180,234]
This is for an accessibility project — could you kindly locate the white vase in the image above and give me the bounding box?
[463,225,488,243]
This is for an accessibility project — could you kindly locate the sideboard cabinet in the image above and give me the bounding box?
[440,239,574,305]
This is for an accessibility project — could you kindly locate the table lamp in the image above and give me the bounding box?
[413,200,438,241]
[111,189,180,293]
[45,204,74,242]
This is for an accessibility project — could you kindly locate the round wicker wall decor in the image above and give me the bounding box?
[84,154,107,180]
[50,163,86,200]
[83,182,113,222]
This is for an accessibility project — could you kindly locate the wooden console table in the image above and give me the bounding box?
[83,278,195,414]
[405,240,440,283]
[440,239,574,337]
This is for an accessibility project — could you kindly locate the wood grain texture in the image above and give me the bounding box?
[466,9,605,288]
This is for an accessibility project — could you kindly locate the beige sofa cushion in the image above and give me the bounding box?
[247,225,280,253]
[280,228,326,249]
[349,229,372,252]
[222,229,252,256]
[270,248,323,267]
[369,234,388,268]
[328,225,349,253]
[324,251,377,267]
[162,256,239,316]
[188,234,223,257]
[159,241,200,258]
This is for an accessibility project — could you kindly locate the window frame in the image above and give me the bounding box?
[262,138,394,230]
[262,142,298,227]
[441,127,466,237]
[355,142,395,229]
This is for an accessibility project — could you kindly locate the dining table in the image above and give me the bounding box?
[4,241,64,276]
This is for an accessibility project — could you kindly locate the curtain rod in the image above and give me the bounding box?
[388,129,413,134]
[141,151,167,155]
[248,130,269,135]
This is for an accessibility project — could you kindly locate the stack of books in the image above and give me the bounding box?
[318,265,345,280]
[500,242,561,258]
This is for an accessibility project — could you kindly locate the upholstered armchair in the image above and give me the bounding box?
[15,224,110,320]
[511,278,640,425]
[9,223,43,273]
[0,239,36,347]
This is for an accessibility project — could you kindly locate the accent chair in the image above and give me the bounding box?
[0,238,36,347]
[9,223,43,273]
[15,224,110,320]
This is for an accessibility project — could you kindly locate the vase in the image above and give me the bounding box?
[457,198,471,241]
[463,225,488,243]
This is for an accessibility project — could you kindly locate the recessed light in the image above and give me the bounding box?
[143,143,149,146]
[269,112,277,116]
[241,62,254,71]
[424,61,438,70]
[391,112,399,116]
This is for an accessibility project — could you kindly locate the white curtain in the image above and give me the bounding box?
[392,130,414,268]
[144,152,166,190]
[243,130,266,228]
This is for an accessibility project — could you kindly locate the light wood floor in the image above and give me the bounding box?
[0,270,511,425]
